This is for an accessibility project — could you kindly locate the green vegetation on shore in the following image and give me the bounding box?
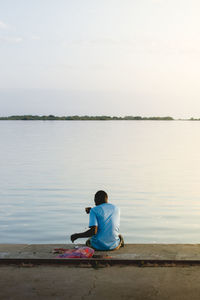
[0,115,174,121]
[189,117,200,121]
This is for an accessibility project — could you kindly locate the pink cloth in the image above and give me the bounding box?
[56,246,94,258]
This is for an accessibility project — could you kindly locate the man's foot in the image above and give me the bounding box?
[119,234,124,247]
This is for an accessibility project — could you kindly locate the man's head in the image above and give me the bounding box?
[94,190,108,206]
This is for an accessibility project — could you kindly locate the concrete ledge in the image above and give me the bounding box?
[2,258,200,267]
[0,244,200,266]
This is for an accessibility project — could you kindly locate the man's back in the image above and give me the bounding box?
[89,203,120,250]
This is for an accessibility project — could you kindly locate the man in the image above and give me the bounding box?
[70,190,124,251]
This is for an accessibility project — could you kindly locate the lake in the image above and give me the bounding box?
[0,120,200,244]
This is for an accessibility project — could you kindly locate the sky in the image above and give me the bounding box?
[1,0,200,118]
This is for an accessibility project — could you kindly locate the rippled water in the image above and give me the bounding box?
[1,120,200,244]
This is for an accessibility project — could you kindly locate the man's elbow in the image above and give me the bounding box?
[90,226,98,236]
[94,226,98,235]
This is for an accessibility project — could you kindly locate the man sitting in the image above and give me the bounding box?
[70,190,124,251]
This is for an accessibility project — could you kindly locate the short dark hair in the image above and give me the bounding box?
[94,190,108,205]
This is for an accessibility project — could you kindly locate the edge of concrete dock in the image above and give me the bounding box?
[1,244,200,266]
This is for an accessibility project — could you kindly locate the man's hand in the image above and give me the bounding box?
[85,207,91,214]
[70,233,79,243]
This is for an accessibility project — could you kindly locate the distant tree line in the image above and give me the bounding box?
[0,115,174,121]
[189,117,200,121]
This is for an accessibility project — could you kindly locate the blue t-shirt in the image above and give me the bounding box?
[89,203,120,250]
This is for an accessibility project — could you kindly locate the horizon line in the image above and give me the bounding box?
[0,115,199,121]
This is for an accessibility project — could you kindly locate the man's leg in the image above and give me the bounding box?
[113,234,125,251]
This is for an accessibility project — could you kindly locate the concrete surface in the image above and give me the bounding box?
[1,243,200,260]
[1,244,200,299]
[1,265,200,299]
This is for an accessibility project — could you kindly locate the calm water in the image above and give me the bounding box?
[1,121,200,244]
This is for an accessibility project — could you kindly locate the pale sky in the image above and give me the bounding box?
[1,0,200,118]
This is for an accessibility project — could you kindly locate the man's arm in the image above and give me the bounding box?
[70,226,97,243]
